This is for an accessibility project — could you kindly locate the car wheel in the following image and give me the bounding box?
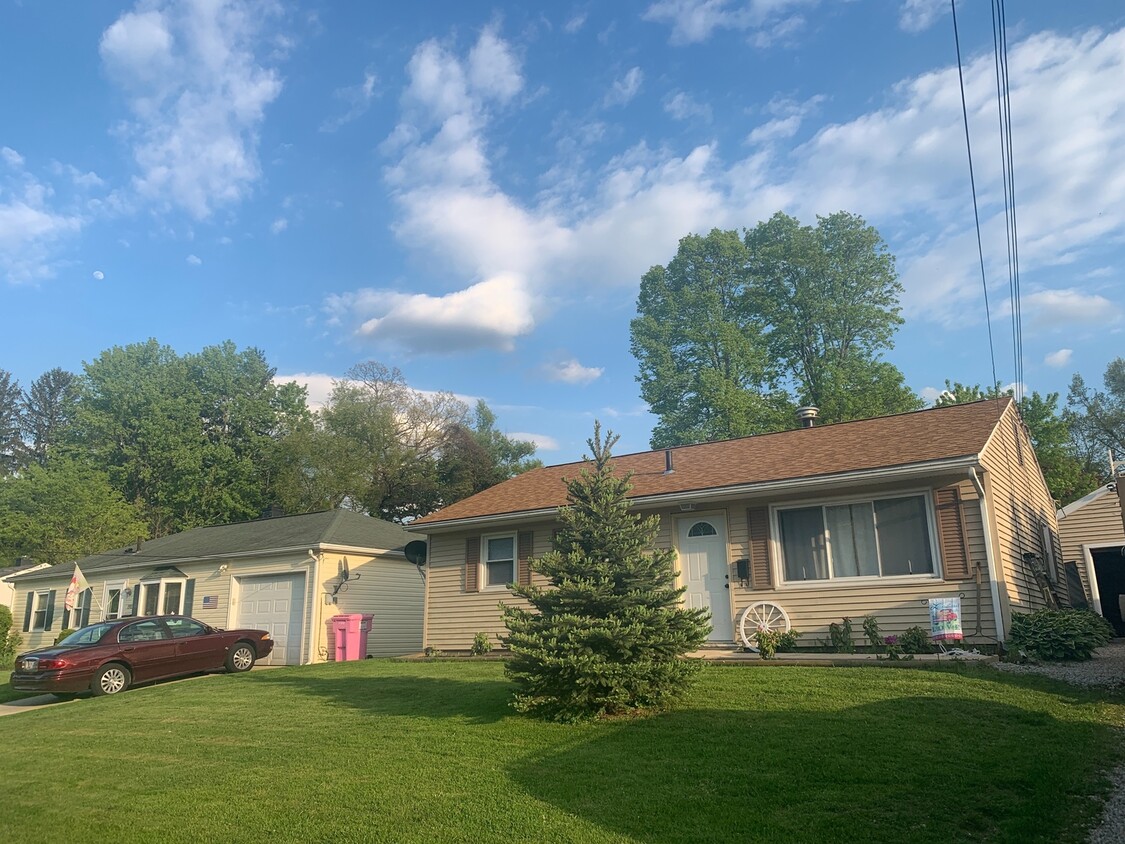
[226,642,256,673]
[91,663,131,696]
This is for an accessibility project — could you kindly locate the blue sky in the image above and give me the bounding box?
[3,1,1124,464]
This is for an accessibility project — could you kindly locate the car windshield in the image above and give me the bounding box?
[55,624,115,647]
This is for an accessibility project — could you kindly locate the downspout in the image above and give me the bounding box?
[307,548,323,664]
[970,468,1007,644]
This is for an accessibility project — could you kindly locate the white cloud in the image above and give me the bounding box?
[643,0,813,46]
[100,1,284,219]
[275,372,338,409]
[564,14,587,34]
[0,149,84,283]
[605,67,643,107]
[920,386,942,405]
[326,273,536,354]
[1023,289,1122,327]
[1044,348,1073,368]
[92,270,105,280]
[543,358,604,385]
[320,69,377,132]
[187,253,202,265]
[899,0,948,34]
[664,90,712,122]
[508,431,559,451]
[270,217,288,234]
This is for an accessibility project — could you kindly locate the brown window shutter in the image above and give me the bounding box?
[934,487,971,580]
[464,536,480,593]
[518,531,534,586]
[747,507,772,589]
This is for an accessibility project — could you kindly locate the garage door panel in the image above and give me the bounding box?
[236,573,305,665]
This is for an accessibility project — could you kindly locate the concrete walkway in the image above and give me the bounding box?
[0,694,70,717]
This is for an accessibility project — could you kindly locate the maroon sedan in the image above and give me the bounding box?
[9,616,274,698]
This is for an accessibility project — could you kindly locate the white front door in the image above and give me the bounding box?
[235,573,306,665]
[678,515,733,642]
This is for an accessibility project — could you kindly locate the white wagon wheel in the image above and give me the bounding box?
[737,601,792,651]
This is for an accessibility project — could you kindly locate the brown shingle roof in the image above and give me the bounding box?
[413,398,1012,528]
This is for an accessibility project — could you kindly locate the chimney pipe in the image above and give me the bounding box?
[796,406,819,428]
[664,449,674,474]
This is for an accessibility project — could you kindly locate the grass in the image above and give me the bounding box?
[1,660,1123,843]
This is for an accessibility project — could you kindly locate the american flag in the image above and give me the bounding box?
[202,596,218,609]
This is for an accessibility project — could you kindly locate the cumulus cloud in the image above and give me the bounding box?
[643,0,813,46]
[664,90,712,122]
[564,14,587,34]
[508,432,559,451]
[1023,289,1122,327]
[274,372,338,409]
[187,254,202,265]
[270,217,288,234]
[0,148,84,283]
[92,270,105,280]
[542,357,604,385]
[899,0,949,34]
[1044,348,1073,368]
[99,0,284,219]
[605,67,643,107]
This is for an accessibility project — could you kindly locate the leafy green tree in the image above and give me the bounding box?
[630,215,920,448]
[0,369,24,476]
[438,401,541,502]
[502,423,711,721]
[21,368,80,467]
[630,229,792,447]
[745,211,921,422]
[1068,358,1125,473]
[0,457,148,566]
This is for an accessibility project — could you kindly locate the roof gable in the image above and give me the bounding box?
[414,398,1011,528]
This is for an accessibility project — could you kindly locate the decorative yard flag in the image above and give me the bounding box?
[928,596,963,642]
[64,563,90,612]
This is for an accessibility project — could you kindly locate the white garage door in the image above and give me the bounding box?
[236,573,306,665]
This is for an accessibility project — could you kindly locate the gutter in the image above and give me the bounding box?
[409,455,982,534]
[970,467,1007,644]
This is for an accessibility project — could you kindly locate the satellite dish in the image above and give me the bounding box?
[404,540,428,567]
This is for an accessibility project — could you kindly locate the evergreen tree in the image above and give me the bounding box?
[502,423,711,721]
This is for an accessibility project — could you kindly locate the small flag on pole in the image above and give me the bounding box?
[64,563,90,612]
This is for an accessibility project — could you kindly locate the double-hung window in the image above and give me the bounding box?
[30,591,52,631]
[482,534,516,589]
[138,578,186,616]
[777,493,935,583]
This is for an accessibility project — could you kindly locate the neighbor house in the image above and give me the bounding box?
[9,509,424,664]
[1057,483,1125,635]
[409,398,1069,651]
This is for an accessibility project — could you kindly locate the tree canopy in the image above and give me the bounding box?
[631,212,921,448]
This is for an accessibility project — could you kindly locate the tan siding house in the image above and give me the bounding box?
[410,399,1062,651]
[1057,485,1125,634]
[10,510,424,664]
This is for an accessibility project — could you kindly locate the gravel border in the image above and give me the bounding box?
[988,641,1125,842]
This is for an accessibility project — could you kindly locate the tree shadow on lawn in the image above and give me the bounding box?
[510,694,1117,844]
[249,668,511,724]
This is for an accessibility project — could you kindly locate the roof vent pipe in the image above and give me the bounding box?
[796,406,819,428]
[664,449,674,474]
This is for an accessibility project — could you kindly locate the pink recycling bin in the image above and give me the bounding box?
[327,613,374,661]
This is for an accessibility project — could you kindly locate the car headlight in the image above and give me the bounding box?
[261,633,271,640]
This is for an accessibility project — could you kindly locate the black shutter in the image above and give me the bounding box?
[44,590,56,630]
[182,579,195,616]
[23,592,34,632]
[80,589,93,627]
[131,585,142,616]
[62,607,71,629]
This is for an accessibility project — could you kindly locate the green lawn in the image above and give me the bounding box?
[1,661,1122,843]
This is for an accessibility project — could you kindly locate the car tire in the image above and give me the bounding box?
[226,642,256,673]
[91,663,131,696]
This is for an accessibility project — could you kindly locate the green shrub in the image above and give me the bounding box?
[776,629,801,653]
[1009,609,1115,662]
[54,628,76,645]
[862,615,883,653]
[828,618,855,653]
[470,632,493,656]
[754,629,781,659]
[899,626,935,655]
[0,605,20,669]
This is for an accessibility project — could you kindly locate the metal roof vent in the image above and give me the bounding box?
[796,406,819,428]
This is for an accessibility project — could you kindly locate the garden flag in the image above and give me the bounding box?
[64,563,90,612]
[928,596,963,642]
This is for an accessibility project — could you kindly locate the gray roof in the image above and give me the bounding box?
[18,509,414,583]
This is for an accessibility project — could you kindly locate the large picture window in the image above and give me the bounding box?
[777,494,935,583]
[138,578,186,616]
[482,534,516,589]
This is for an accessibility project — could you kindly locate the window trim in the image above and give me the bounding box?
[30,590,52,632]
[770,488,943,588]
[137,577,188,616]
[103,580,131,621]
[480,532,518,591]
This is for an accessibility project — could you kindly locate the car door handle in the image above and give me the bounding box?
[123,646,135,652]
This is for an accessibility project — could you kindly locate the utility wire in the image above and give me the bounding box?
[950,0,1000,394]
